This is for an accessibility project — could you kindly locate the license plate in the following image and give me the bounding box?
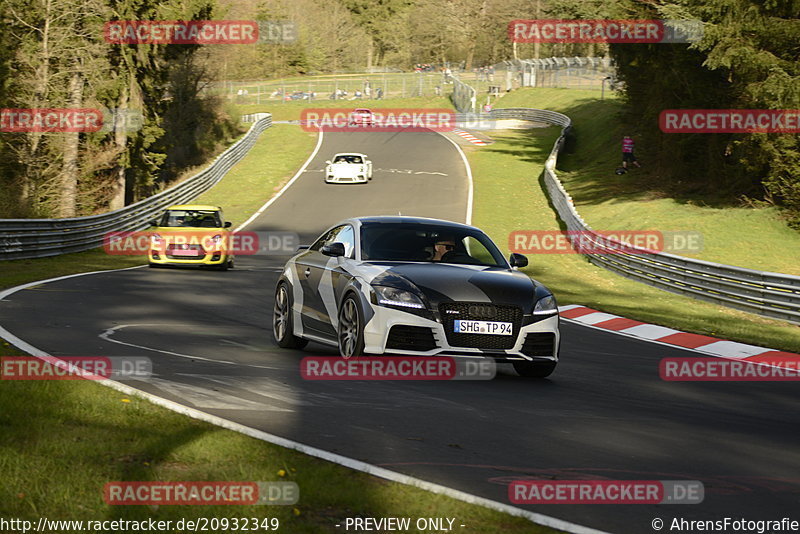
[170,249,202,257]
[454,320,513,335]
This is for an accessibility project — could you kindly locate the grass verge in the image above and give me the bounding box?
[494,88,800,275]
[0,378,555,533]
[467,93,799,352]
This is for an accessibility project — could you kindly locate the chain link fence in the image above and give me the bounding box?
[493,57,616,92]
[450,73,477,113]
[205,72,458,105]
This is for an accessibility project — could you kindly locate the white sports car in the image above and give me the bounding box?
[325,153,373,183]
[272,216,561,377]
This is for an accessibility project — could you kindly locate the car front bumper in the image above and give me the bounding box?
[362,304,560,362]
[148,250,231,266]
[325,175,369,183]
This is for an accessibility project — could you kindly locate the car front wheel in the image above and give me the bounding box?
[338,294,365,359]
[273,282,308,349]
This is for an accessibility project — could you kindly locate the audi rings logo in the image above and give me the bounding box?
[468,304,497,318]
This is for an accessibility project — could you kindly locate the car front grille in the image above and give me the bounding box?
[439,302,522,350]
[385,325,438,352]
[520,332,556,357]
[165,244,206,259]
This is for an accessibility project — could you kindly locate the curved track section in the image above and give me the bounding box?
[2,128,800,534]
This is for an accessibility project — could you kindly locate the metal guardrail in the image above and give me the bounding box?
[488,107,800,324]
[0,113,272,260]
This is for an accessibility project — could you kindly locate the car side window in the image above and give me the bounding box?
[310,226,343,252]
[332,225,356,258]
[310,225,355,258]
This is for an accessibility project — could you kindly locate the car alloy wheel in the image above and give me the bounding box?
[273,283,307,349]
[338,295,364,359]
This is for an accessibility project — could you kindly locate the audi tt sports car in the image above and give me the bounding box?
[325,153,373,183]
[148,205,234,270]
[273,216,560,377]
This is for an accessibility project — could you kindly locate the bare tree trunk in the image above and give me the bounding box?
[58,66,82,217]
[366,37,373,70]
[19,0,53,212]
[109,86,128,210]
[533,0,541,59]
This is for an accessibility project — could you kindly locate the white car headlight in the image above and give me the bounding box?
[533,294,557,315]
[373,285,425,309]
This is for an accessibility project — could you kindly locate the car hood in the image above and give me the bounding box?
[360,262,543,313]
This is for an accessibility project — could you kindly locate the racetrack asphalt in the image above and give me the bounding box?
[1,128,799,534]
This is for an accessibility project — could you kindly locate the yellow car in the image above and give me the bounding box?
[148,205,234,270]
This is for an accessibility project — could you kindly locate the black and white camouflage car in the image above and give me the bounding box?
[273,216,560,377]
[325,153,373,184]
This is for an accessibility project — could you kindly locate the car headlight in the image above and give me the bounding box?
[151,233,163,246]
[533,294,557,315]
[373,285,425,309]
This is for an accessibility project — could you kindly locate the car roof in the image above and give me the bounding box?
[165,205,222,211]
[341,216,480,232]
[353,108,371,112]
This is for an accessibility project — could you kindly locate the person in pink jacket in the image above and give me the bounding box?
[622,135,641,169]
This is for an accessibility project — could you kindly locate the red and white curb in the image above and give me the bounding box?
[452,128,489,146]
[559,304,799,367]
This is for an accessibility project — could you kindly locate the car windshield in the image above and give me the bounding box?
[360,222,508,267]
[160,209,222,228]
[334,155,363,164]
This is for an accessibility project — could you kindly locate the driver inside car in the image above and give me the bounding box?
[432,236,457,261]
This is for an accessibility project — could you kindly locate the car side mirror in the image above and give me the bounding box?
[150,219,159,227]
[321,242,346,257]
[509,253,528,268]
[224,221,232,228]
[325,160,332,165]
